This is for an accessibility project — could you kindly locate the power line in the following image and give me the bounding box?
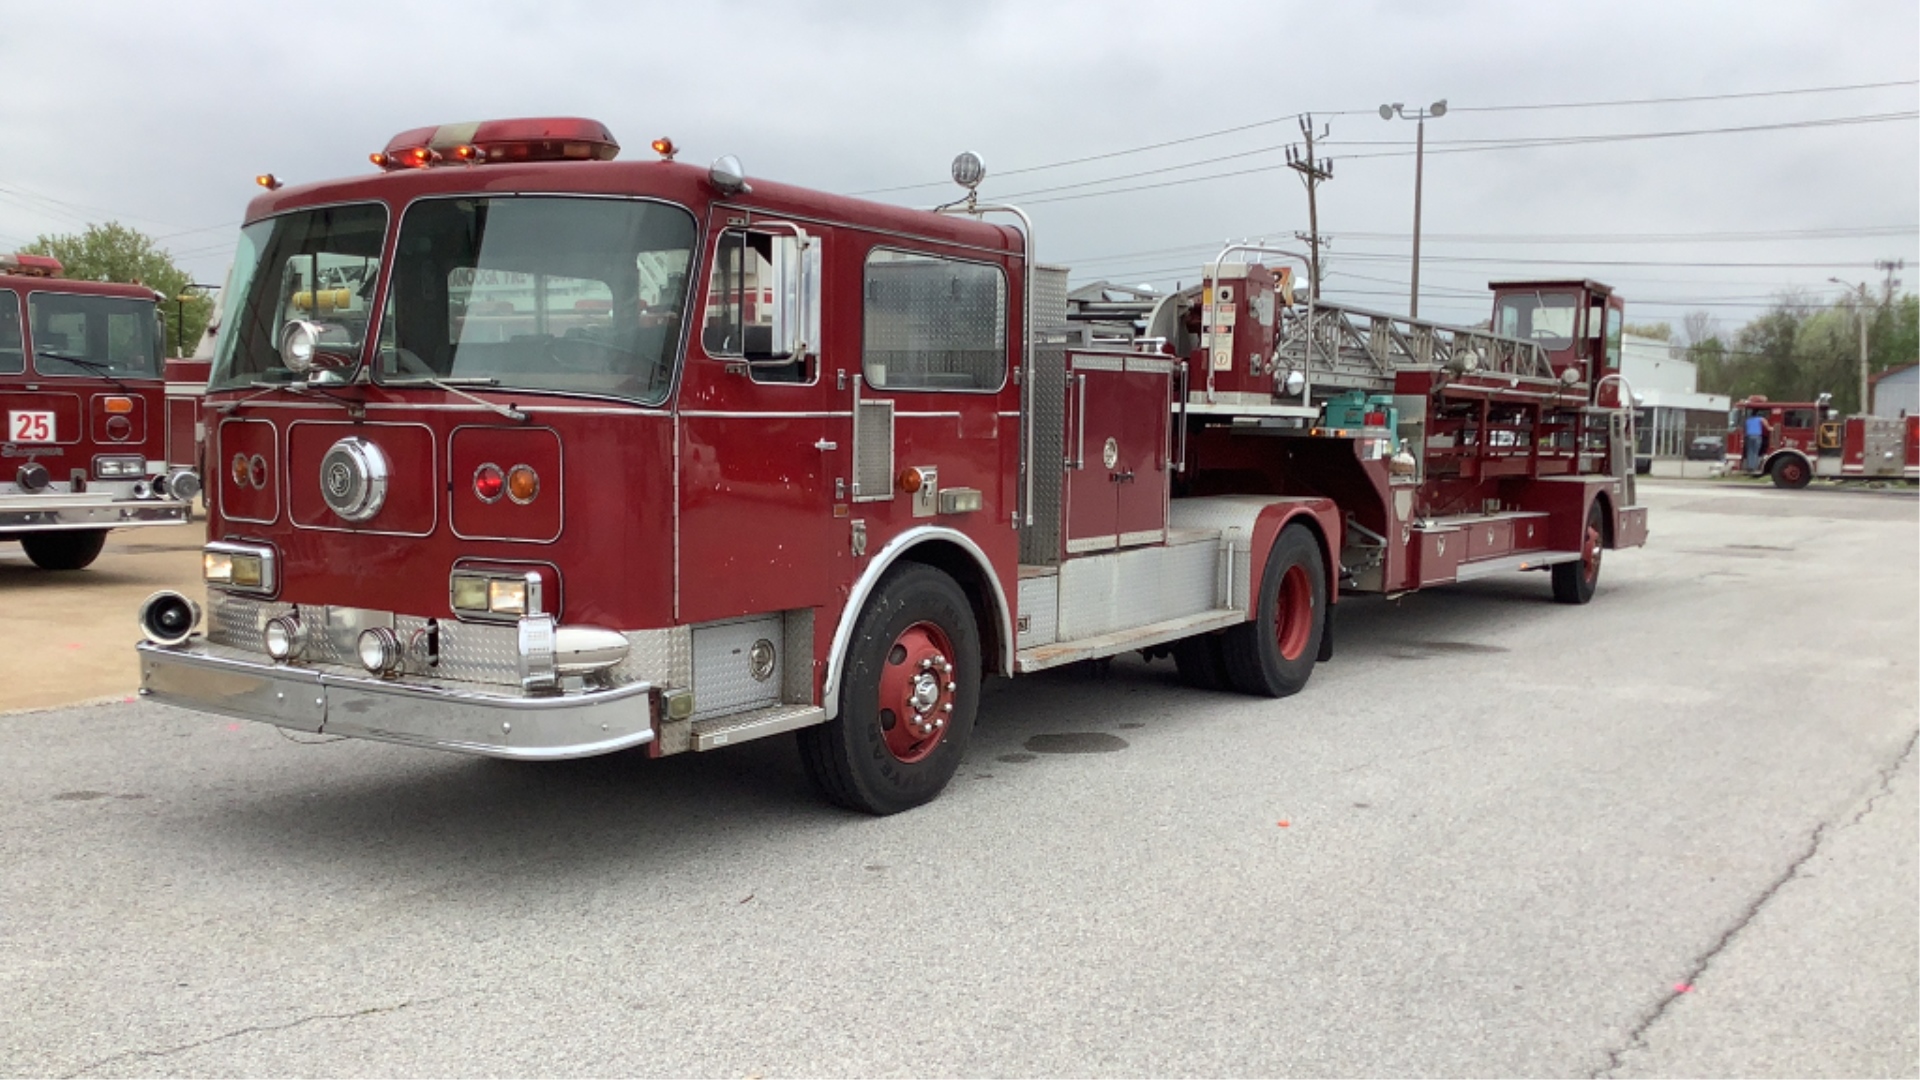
[1010,111,1917,205]
[848,79,1917,200]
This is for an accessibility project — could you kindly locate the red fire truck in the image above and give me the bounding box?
[1726,394,1919,488]
[135,118,1646,814]
[1,253,201,569]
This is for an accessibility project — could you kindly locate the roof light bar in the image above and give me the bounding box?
[0,253,64,278]
[372,117,620,171]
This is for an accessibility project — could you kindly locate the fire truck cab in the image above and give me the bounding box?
[1,253,200,569]
[135,119,1646,814]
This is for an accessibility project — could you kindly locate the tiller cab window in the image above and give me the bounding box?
[1492,290,1579,350]
[379,197,697,404]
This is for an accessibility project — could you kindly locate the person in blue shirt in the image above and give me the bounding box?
[1743,411,1769,472]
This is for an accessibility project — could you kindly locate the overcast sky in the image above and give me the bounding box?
[3,0,1915,333]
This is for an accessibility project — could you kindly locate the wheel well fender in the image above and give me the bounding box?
[1764,448,1813,474]
[820,527,1013,719]
[1591,490,1616,548]
[1248,500,1341,660]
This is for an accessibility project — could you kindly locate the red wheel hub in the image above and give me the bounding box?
[1582,523,1602,582]
[875,621,957,764]
[1273,564,1313,662]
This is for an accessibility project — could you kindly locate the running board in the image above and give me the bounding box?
[1452,550,1581,582]
[1015,608,1248,674]
[690,703,827,751]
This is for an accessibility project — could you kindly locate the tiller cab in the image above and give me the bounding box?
[2,253,200,569]
[137,118,1646,814]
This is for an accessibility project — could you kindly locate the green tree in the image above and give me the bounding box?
[23,222,213,358]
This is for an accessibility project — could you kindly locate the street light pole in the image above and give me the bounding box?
[1380,99,1446,319]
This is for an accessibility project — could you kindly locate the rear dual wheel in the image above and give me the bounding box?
[799,564,980,816]
[1216,523,1327,698]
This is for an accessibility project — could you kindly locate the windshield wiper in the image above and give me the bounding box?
[36,349,134,390]
[381,375,528,422]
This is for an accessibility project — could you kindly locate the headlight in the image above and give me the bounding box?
[450,569,544,620]
[93,454,147,479]
[202,542,276,593]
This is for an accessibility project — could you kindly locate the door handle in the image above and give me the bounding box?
[814,439,838,451]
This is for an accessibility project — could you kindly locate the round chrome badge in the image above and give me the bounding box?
[318,437,389,522]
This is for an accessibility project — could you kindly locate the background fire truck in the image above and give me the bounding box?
[1725,393,1919,487]
[1,253,200,569]
[135,118,1646,814]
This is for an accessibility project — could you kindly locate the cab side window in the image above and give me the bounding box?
[862,248,1006,391]
[703,228,813,384]
[0,293,21,374]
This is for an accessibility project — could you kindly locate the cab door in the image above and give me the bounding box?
[675,218,830,624]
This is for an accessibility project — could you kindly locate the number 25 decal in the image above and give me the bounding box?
[8,411,56,443]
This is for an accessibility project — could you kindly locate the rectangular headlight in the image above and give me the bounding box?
[488,579,527,615]
[202,542,276,594]
[94,454,146,479]
[450,573,490,612]
[449,569,544,621]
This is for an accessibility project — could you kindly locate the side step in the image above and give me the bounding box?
[1015,608,1247,674]
[691,703,826,751]
[1452,550,1580,583]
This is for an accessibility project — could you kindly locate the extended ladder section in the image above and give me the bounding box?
[1274,300,1560,395]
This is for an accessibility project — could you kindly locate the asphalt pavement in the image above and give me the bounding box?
[1,479,1914,1077]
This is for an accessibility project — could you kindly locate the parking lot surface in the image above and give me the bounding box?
[1,481,1914,1077]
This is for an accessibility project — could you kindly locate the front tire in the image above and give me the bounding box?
[798,564,980,815]
[1220,523,1326,698]
[1770,456,1812,489]
[21,529,108,570]
[1552,501,1605,604]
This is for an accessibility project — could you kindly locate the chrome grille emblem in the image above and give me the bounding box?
[318,437,390,522]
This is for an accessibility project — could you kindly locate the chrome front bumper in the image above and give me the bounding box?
[0,493,190,533]
[137,639,656,760]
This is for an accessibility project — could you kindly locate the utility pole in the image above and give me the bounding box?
[1286,115,1333,301]
[1831,277,1873,414]
[1876,258,1905,306]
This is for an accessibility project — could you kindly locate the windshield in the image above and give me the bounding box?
[1493,290,1579,350]
[376,196,697,405]
[208,202,388,392]
[28,292,161,378]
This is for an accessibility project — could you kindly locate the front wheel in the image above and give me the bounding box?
[21,529,108,570]
[1219,523,1327,698]
[1552,502,1605,604]
[1770,455,1812,489]
[798,564,980,815]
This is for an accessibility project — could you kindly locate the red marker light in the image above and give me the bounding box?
[650,137,677,161]
[473,463,505,503]
[255,174,282,190]
[369,152,389,168]
[452,144,486,163]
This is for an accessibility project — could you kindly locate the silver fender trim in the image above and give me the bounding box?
[820,525,1013,719]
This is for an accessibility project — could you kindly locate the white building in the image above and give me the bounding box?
[1871,362,1918,418]
[1620,333,1729,460]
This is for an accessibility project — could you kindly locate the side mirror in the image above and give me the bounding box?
[761,232,819,361]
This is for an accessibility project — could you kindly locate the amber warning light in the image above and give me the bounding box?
[373,117,619,171]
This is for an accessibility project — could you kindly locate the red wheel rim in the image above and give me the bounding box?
[1582,523,1602,583]
[875,621,957,764]
[1786,461,1806,484]
[1274,564,1313,661]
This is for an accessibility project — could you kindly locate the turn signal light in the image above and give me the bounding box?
[506,464,539,504]
[898,467,925,493]
[102,396,134,414]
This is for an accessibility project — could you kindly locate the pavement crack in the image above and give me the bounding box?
[1589,728,1917,1079]
[60,995,452,1078]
